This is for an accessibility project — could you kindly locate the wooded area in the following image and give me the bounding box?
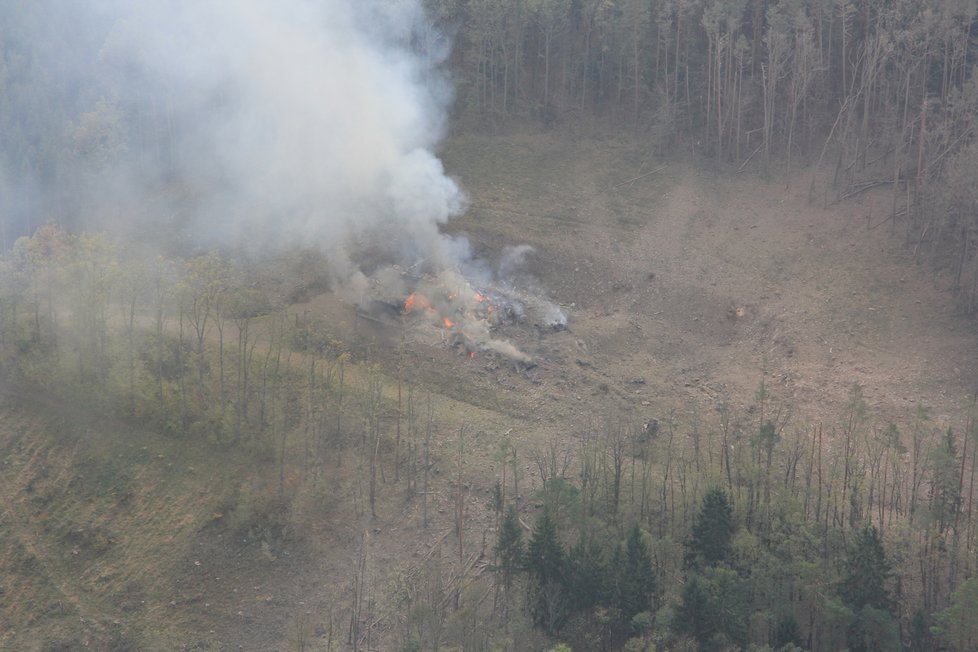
[1,224,978,650]
[4,0,978,309]
[4,0,978,650]
[427,0,978,310]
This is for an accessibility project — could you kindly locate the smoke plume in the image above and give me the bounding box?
[0,0,464,270]
[0,0,564,360]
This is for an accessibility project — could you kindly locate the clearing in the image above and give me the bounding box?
[2,128,976,649]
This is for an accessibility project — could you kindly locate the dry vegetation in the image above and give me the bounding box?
[441,130,978,426]
[3,127,978,650]
[5,0,978,649]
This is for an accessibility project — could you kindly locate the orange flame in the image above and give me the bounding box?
[469,351,475,359]
[405,293,434,314]
[443,317,456,329]
[473,291,494,314]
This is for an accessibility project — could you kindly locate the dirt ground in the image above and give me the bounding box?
[333,128,978,436]
[258,128,978,649]
[278,128,978,648]
[4,128,978,650]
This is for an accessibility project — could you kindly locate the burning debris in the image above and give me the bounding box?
[398,272,535,363]
[354,264,567,364]
[352,243,567,365]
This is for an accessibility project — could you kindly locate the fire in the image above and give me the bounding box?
[473,290,494,314]
[404,293,433,314]
[405,292,460,329]
[469,351,475,359]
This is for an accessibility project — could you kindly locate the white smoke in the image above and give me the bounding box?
[2,0,563,360]
[480,244,568,329]
[81,0,465,270]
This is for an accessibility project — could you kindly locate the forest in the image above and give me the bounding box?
[430,0,978,304]
[4,0,978,308]
[2,0,978,651]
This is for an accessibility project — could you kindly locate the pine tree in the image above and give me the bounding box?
[672,567,748,651]
[934,578,978,650]
[772,611,803,649]
[686,488,736,569]
[672,574,715,645]
[495,504,524,593]
[840,525,896,652]
[526,507,566,632]
[840,525,892,613]
[612,523,658,622]
[565,534,608,612]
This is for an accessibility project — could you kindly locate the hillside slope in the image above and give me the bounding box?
[2,129,977,650]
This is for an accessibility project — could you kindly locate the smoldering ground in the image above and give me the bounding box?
[0,0,565,358]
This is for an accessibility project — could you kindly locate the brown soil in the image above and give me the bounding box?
[285,129,978,649]
[321,129,977,436]
[3,128,977,650]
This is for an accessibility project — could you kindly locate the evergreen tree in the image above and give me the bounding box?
[934,578,978,651]
[565,534,608,613]
[526,507,566,632]
[772,611,803,649]
[840,525,896,652]
[495,504,524,593]
[930,427,962,533]
[612,524,658,622]
[855,605,900,651]
[672,574,716,646]
[527,507,563,583]
[909,609,933,652]
[672,567,748,651]
[840,525,892,613]
[685,488,736,569]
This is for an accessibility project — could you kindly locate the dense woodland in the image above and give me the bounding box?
[4,0,978,651]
